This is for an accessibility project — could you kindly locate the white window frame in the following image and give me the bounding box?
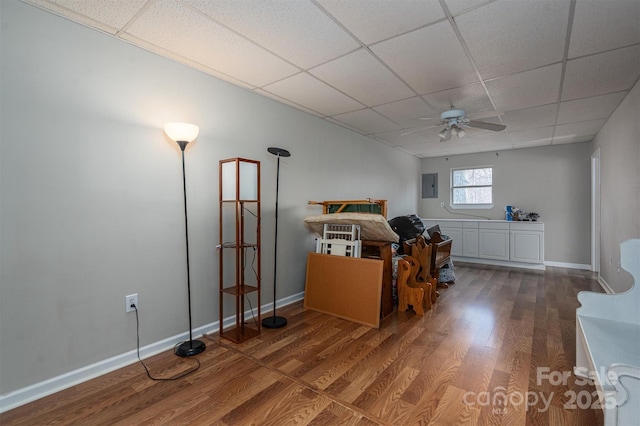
[450,166,494,209]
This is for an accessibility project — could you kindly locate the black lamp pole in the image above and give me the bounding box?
[175,140,206,357]
[262,147,290,329]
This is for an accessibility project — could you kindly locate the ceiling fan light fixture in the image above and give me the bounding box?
[438,128,449,139]
[458,128,466,138]
[450,126,458,137]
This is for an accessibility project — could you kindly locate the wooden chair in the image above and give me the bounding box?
[429,231,453,288]
[403,237,438,306]
[397,256,424,318]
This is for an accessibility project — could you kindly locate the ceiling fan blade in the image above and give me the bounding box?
[439,128,451,142]
[468,110,504,120]
[467,120,506,132]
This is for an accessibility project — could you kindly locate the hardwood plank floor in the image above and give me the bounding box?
[1,262,605,425]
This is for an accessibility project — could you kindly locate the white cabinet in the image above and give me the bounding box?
[479,222,510,261]
[439,221,463,256]
[510,223,544,263]
[462,221,479,257]
[420,218,544,269]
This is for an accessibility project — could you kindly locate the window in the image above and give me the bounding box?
[451,167,493,208]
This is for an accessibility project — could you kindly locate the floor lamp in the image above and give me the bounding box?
[164,122,206,357]
[262,147,290,329]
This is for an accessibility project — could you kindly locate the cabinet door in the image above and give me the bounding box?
[440,226,462,256]
[510,231,544,263]
[479,229,510,260]
[462,229,479,257]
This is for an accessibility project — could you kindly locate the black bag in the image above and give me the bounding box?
[388,215,425,254]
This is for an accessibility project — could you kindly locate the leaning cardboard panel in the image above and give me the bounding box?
[304,252,383,328]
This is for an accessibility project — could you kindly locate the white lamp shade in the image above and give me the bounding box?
[164,122,200,142]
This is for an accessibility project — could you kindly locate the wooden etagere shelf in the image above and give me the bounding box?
[219,158,261,343]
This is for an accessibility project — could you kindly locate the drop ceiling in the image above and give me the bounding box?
[24,0,640,158]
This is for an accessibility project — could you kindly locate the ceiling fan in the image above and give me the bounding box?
[433,108,506,141]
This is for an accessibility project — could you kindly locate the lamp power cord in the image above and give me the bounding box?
[132,304,200,381]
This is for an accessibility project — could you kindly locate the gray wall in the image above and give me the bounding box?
[419,143,592,265]
[591,81,640,292]
[0,1,419,395]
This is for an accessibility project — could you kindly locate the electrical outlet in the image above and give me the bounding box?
[126,293,138,313]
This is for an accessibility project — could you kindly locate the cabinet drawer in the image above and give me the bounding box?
[479,222,509,230]
[510,222,544,232]
[463,221,479,229]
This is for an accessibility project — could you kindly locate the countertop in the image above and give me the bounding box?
[421,218,543,224]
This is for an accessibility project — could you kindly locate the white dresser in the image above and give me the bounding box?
[422,218,545,270]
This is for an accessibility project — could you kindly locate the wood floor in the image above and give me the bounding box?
[1,262,605,425]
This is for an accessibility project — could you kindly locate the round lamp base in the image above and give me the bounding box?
[262,316,287,329]
[175,339,206,357]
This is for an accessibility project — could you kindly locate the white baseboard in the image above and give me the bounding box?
[0,291,305,414]
[544,261,592,270]
[452,256,546,271]
[453,256,592,272]
[597,276,615,294]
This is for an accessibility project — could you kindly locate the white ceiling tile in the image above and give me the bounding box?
[317,0,445,45]
[374,129,432,147]
[553,119,607,143]
[569,0,640,58]
[456,0,569,79]
[262,73,363,116]
[29,0,148,33]
[371,20,480,95]
[400,141,452,157]
[444,0,492,17]
[463,131,511,145]
[119,31,257,90]
[557,91,628,124]
[373,97,440,128]
[486,63,562,111]
[124,0,299,87]
[253,89,323,117]
[509,126,554,146]
[309,49,415,107]
[183,0,359,69]
[552,135,593,145]
[324,117,366,134]
[501,104,558,132]
[331,109,401,134]
[562,45,640,101]
[422,83,494,115]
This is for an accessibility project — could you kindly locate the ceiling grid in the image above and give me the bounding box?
[23,0,640,158]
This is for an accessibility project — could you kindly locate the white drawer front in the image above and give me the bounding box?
[510,222,544,232]
[479,222,509,230]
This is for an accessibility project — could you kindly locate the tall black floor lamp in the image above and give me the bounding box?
[164,122,206,357]
[262,147,290,329]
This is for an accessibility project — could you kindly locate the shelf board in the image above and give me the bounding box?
[222,285,258,295]
[220,325,260,343]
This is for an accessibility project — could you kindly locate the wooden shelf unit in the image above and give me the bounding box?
[219,158,261,343]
